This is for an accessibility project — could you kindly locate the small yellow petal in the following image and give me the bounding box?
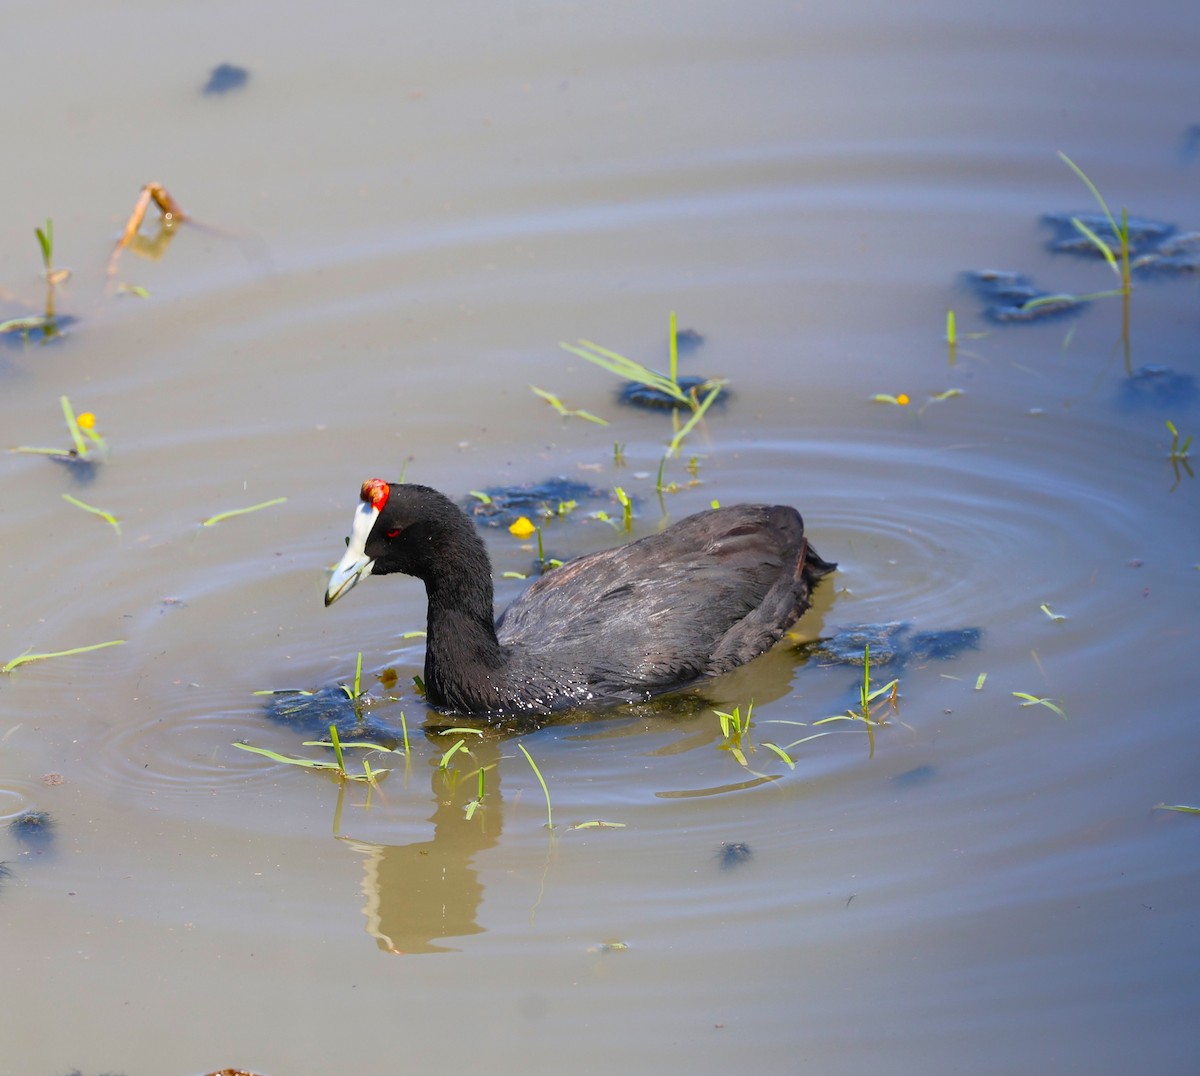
[77,412,96,429]
[508,516,536,539]
[896,394,910,406]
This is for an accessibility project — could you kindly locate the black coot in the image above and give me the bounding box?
[325,480,835,717]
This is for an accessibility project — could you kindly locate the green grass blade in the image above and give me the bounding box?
[439,739,467,770]
[1069,216,1120,277]
[59,395,87,457]
[1058,151,1118,236]
[761,741,796,769]
[3,639,125,673]
[232,742,337,769]
[669,310,679,385]
[1154,803,1200,814]
[201,497,287,526]
[35,220,53,271]
[561,340,685,402]
[62,493,121,534]
[518,742,554,829]
[666,384,722,456]
[329,724,346,773]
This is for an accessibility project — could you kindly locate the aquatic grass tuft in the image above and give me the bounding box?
[3,639,126,674]
[714,702,755,767]
[812,644,899,757]
[1057,151,1133,370]
[561,311,724,412]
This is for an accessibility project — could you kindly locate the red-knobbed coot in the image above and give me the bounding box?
[325,480,835,717]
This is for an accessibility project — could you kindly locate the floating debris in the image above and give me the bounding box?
[965,269,1090,324]
[202,63,250,95]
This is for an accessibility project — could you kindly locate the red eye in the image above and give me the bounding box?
[387,529,400,538]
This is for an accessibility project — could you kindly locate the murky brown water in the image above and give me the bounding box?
[3,1,1198,1073]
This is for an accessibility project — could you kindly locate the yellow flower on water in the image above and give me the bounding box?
[896,394,910,406]
[77,412,96,429]
[508,516,536,539]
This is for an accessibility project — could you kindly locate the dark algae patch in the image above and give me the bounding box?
[202,63,250,95]
[965,269,1090,324]
[463,477,605,527]
[800,623,982,667]
[1117,365,1196,412]
[10,809,55,850]
[716,841,753,870]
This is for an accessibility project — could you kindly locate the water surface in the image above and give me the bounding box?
[2,1,1198,1073]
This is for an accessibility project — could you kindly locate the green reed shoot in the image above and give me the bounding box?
[613,486,632,530]
[668,309,680,385]
[3,639,126,674]
[518,743,554,829]
[1167,420,1192,461]
[333,651,365,702]
[35,219,53,274]
[1154,803,1200,815]
[464,766,488,820]
[329,724,347,772]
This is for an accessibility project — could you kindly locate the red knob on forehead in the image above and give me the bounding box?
[360,479,390,510]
